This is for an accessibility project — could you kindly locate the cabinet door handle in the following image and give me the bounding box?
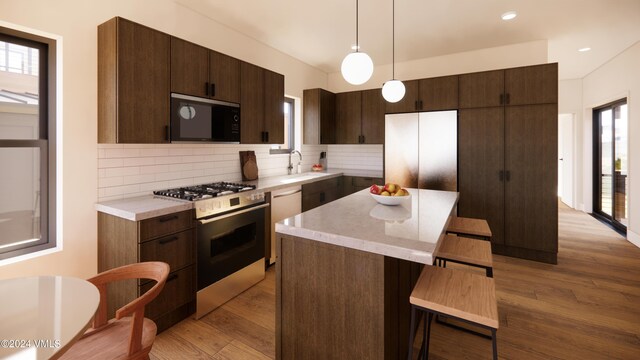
[158,215,178,223]
[506,93,510,105]
[159,236,178,245]
[499,94,504,105]
[167,274,178,282]
[205,82,210,96]
[266,131,269,143]
[414,100,418,110]
[505,170,511,182]
[361,135,365,143]
[419,100,424,110]
[211,83,216,97]
[499,170,504,182]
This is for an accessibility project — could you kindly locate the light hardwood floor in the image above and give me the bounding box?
[151,203,640,359]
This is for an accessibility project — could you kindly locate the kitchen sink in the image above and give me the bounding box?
[280,172,327,184]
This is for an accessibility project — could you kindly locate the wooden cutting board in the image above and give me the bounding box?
[239,151,259,181]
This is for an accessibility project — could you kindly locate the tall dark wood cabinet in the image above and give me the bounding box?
[303,88,336,144]
[336,91,362,144]
[240,62,285,144]
[98,17,170,143]
[458,108,506,246]
[458,63,558,263]
[504,104,558,255]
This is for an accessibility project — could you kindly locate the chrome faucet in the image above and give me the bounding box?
[288,150,302,174]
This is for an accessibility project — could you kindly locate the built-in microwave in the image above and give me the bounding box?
[170,93,240,143]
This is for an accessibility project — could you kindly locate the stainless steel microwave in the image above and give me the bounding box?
[170,93,240,143]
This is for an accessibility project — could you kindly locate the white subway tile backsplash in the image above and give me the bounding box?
[97,143,332,201]
[327,145,383,172]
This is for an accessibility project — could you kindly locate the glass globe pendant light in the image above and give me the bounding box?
[382,0,405,103]
[341,0,374,85]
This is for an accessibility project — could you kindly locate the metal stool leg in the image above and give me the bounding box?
[492,329,498,360]
[424,312,433,359]
[408,305,418,360]
[487,267,493,278]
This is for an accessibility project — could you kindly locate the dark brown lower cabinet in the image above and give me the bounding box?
[302,177,342,212]
[458,105,558,263]
[98,210,197,332]
[342,176,384,197]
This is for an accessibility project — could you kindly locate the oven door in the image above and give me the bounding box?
[197,203,268,290]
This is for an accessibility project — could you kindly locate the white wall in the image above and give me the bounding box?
[559,79,584,210]
[581,41,640,244]
[0,0,327,279]
[328,40,548,93]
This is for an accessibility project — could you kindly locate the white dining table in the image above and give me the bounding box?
[0,276,99,360]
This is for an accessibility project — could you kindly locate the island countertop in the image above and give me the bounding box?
[275,188,459,264]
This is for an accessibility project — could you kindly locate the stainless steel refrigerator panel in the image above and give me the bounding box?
[385,113,419,187]
[418,111,458,191]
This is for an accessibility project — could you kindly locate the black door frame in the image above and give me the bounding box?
[592,98,627,233]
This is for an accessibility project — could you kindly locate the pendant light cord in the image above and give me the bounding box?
[356,0,359,52]
[392,0,395,79]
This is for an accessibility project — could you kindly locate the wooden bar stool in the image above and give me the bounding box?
[408,266,499,360]
[446,216,492,241]
[436,234,494,277]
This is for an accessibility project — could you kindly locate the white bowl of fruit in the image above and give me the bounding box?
[369,183,410,206]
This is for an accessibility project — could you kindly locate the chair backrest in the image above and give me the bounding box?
[87,261,170,356]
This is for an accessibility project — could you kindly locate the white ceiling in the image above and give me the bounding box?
[175,0,640,80]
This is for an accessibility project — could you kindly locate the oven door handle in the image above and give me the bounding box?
[198,203,270,225]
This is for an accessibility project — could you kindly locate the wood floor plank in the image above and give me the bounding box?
[151,202,640,359]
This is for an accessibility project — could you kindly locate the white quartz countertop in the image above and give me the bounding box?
[95,169,381,221]
[275,188,459,264]
[95,195,192,221]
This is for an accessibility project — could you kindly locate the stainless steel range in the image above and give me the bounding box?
[154,182,268,319]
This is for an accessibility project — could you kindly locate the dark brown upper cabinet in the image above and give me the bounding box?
[336,91,362,144]
[360,89,385,144]
[170,38,240,103]
[384,80,419,114]
[459,64,558,109]
[98,17,170,143]
[240,62,285,144]
[459,70,504,109]
[264,69,285,144]
[419,76,459,111]
[385,76,458,113]
[335,89,385,144]
[505,63,558,106]
[303,89,336,144]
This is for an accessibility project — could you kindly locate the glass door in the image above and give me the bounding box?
[594,100,628,231]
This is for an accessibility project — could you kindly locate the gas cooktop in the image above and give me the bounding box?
[153,182,256,201]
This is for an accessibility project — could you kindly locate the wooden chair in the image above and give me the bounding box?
[408,265,499,360]
[435,234,494,277]
[60,262,170,360]
[446,216,492,241]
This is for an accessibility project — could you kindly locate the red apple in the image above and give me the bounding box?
[369,184,381,195]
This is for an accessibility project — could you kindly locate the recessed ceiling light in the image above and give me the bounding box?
[578,47,591,52]
[351,45,360,50]
[501,11,517,21]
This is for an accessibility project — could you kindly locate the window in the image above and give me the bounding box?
[270,96,296,154]
[0,28,56,260]
[593,99,628,233]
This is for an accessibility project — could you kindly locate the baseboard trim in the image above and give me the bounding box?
[628,230,640,249]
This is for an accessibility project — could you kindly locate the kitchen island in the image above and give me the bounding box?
[275,188,458,360]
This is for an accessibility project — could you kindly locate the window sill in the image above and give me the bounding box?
[0,245,62,267]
